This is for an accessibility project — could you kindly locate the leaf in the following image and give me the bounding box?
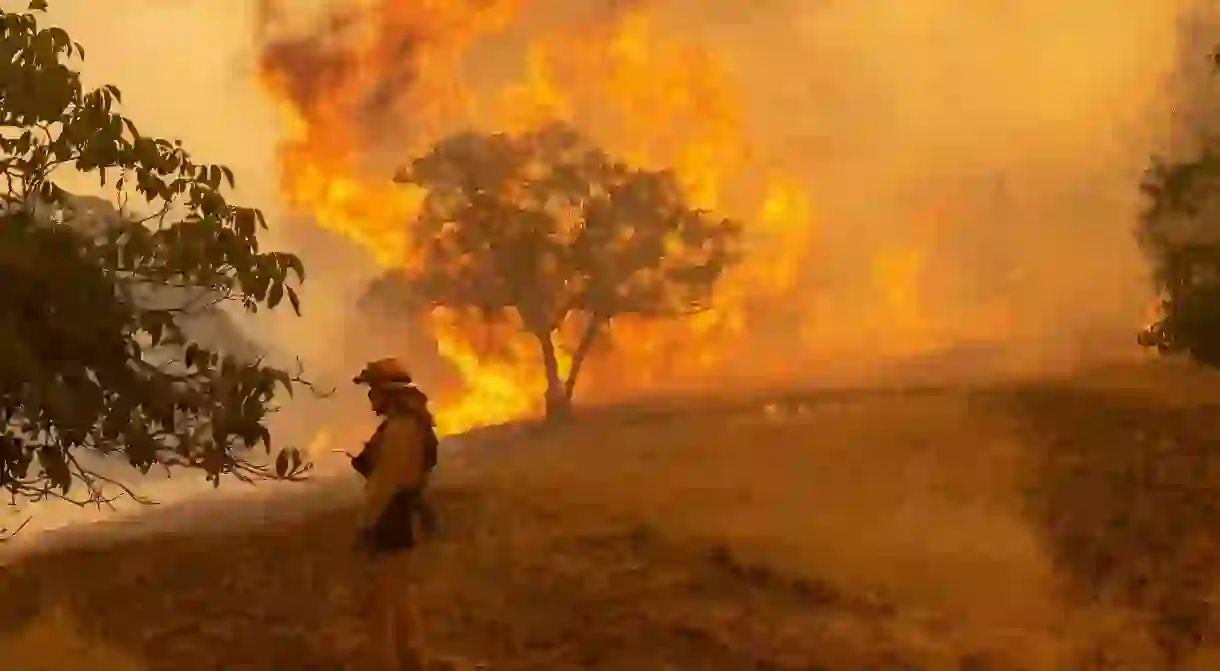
[267,281,283,308]
[0,10,331,506]
[286,286,301,316]
[275,449,289,478]
[286,254,305,282]
[37,448,70,493]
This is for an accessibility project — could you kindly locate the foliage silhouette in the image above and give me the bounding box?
[1138,48,1220,367]
[365,122,742,419]
[0,2,313,538]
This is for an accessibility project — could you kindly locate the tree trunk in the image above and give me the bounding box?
[563,317,602,402]
[535,331,571,421]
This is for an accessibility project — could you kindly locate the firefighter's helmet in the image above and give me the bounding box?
[353,357,414,387]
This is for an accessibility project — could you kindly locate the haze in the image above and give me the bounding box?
[13,3,1220,668]
[0,0,1193,527]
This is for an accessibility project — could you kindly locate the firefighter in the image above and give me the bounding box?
[350,357,441,671]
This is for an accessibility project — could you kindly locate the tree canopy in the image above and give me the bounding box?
[1137,51,1220,367]
[0,1,311,536]
[365,122,742,417]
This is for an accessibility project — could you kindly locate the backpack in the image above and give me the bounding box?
[421,418,439,473]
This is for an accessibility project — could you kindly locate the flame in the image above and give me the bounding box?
[866,205,941,356]
[305,428,333,461]
[427,308,570,434]
[256,1,937,433]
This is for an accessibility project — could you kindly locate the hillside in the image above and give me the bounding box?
[3,361,1220,669]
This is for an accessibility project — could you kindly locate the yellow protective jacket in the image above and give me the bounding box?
[364,416,428,517]
[358,411,431,552]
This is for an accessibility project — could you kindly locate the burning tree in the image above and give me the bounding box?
[368,122,742,420]
[0,1,311,537]
[1137,48,1220,367]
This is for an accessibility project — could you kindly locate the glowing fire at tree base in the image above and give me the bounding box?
[257,2,957,433]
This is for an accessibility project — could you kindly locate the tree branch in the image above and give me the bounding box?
[563,315,601,401]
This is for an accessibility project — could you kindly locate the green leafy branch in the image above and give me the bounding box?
[0,1,321,537]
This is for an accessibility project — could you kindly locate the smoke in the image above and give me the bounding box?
[750,0,1183,371]
[4,0,1202,442]
[1157,0,1220,228]
[758,0,1180,376]
[11,5,1220,661]
[250,1,1191,399]
[6,0,1193,438]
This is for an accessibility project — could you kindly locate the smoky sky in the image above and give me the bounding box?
[7,0,1204,399]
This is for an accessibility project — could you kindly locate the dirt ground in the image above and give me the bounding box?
[4,361,1220,669]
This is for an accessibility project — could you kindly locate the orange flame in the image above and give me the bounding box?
[257,1,939,433]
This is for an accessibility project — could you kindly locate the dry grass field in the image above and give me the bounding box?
[4,360,1220,669]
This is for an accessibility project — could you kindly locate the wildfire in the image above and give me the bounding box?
[255,1,929,433]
